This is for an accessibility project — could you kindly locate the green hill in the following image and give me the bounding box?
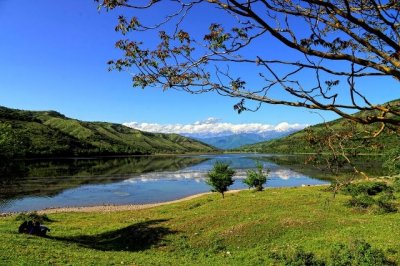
[236,101,400,154]
[0,106,217,157]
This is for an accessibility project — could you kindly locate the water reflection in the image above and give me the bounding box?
[0,156,207,199]
[272,169,305,180]
[0,154,337,212]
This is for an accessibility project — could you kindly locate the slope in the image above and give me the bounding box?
[0,106,216,157]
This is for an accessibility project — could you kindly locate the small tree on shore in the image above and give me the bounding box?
[243,162,270,192]
[206,161,235,198]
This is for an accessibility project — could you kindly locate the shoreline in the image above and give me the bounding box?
[0,192,217,217]
[36,190,242,214]
[1,185,330,216]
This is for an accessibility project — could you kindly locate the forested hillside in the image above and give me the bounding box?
[0,106,216,157]
[236,101,400,155]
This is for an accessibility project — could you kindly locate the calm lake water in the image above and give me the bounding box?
[0,153,341,213]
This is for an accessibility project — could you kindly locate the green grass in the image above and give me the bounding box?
[1,186,400,265]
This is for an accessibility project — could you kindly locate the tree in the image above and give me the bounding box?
[206,161,235,198]
[243,162,270,191]
[97,0,400,129]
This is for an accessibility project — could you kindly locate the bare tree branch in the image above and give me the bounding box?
[97,0,400,126]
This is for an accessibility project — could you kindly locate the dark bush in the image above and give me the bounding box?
[341,182,392,197]
[346,195,376,209]
[375,194,398,213]
[341,181,398,213]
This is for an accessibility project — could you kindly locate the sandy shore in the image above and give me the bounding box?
[0,185,328,217]
[35,190,242,214]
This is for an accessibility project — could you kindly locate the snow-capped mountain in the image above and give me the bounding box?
[190,131,298,150]
[123,118,306,149]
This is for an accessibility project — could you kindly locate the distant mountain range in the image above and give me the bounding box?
[0,106,217,158]
[191,131,298,149]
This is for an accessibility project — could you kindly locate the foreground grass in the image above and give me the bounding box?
[1,186,400,265]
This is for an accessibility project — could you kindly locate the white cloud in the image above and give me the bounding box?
[123,117,307,137]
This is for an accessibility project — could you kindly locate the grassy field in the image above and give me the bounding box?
[1,186,400,265]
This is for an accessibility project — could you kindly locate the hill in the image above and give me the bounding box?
[0,106,216,157]
[235,101,400,154]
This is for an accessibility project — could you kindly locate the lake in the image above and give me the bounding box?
[0,153,348,213]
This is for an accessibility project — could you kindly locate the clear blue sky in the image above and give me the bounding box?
[0,1,397,126]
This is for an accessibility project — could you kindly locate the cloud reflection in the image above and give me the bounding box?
[123,168,305,183]
[271,169,305,180]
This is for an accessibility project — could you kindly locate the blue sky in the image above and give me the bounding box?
[0,1,398,130]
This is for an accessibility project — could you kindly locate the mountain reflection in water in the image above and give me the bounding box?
[0,154,338,212]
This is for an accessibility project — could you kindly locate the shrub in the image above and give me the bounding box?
[374,194,398,213]
[341,182,392,197]
[205,161,235,198]
[269,247,325,266]
[330,239,396,266]
[346,194,375,209]
[243,162,270,191]
[341,181,397,213]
